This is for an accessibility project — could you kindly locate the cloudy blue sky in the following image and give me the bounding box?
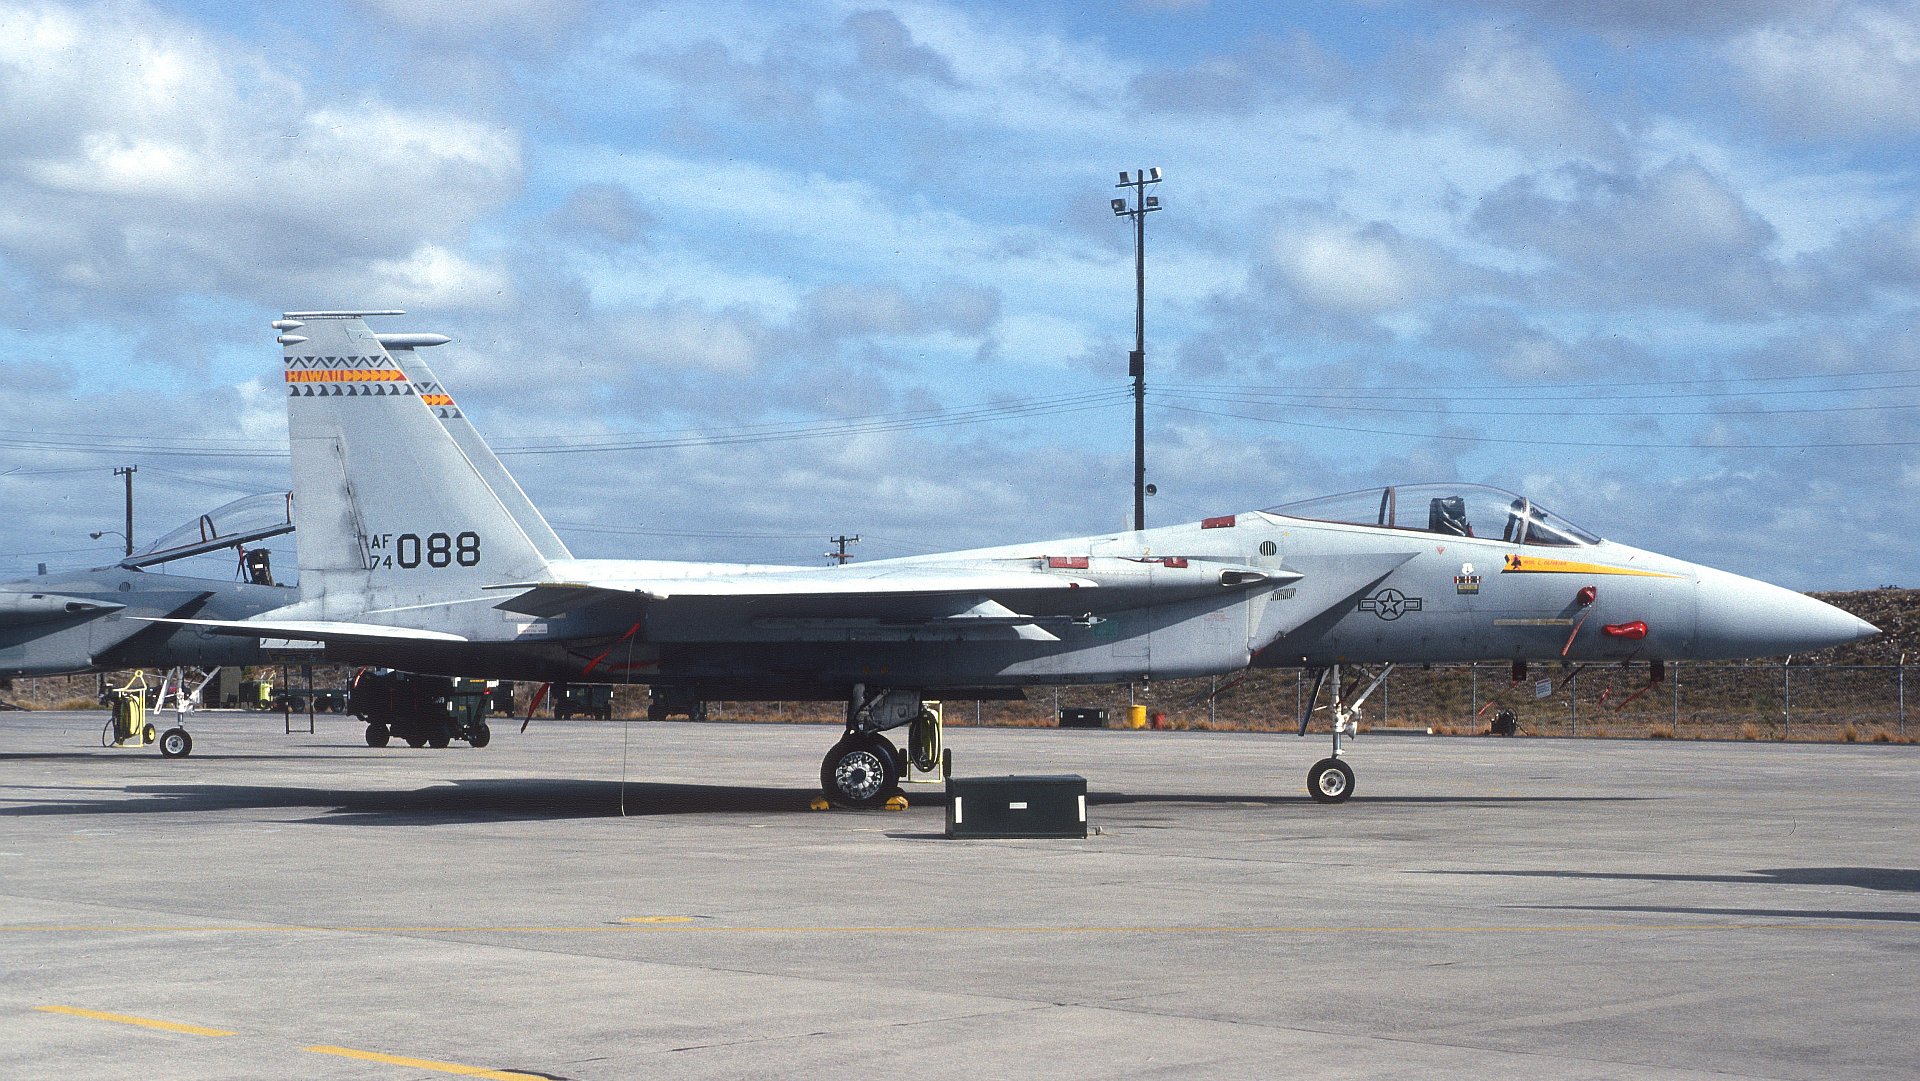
[2,0,1917,589]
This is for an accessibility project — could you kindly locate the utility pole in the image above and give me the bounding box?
[114,465,136,557]
[1111,167,1163,532]
[826,534,860,565]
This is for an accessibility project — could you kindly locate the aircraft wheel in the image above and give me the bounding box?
[158,728,193,758]
[1307,757,1354,803]
[469,723,491,748]
[365,723,390,748]
[820,734,900,809]
[427,730,451,749]
[403,734,427,748]
[142,723,157,745]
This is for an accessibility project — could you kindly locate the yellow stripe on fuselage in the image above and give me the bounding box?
[1501,554,1682,579]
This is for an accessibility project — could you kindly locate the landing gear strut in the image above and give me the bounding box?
[1297,663,1393,803]
[818,685,927,808]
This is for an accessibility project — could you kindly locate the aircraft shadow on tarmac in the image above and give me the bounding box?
[1529,903,1920,923]
[1423,866,1920,923]
[0,778,1651,824]
[0,779,812,822]
[1414,866,1920,892]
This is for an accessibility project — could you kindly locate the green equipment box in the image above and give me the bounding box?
[945,775,1088,839]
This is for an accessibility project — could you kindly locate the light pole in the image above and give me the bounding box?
[1111,167,1162,532]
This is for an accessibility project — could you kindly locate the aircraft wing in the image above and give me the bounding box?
[489,567,1098,613]
[488,565,1110,643]
[137,617,469,643]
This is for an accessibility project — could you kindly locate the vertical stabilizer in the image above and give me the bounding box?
[277,311,551,611]
[388,344,573,563]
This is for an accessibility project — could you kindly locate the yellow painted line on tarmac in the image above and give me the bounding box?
[618,915,695,923]
[303,1045,547,1079]
[34,1005,234,1036]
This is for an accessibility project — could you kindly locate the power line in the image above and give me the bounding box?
[1156,401,1920,450]
[1183,365,1920,393]
[1155,387,1920,420]
[0,388,1133,461]
[498,390,1130,454]
[1158,379,1920,405]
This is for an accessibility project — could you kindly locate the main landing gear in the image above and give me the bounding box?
[819,686,944,809]
[1297,663,1393,803]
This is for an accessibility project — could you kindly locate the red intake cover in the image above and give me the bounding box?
[1603,621,1648,639]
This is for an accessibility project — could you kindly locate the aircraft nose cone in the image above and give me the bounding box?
[1694,567,1879,659]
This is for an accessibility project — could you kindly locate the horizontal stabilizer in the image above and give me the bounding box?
[137,617,468,643]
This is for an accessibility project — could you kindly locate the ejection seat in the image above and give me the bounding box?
[1428,495,1473,537]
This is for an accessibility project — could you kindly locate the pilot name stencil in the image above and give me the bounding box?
[1359,588,1423,620]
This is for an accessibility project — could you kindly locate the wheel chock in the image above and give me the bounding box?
[808,797,832,811]
[884,795,910,811]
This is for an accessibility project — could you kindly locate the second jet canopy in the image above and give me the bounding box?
[1268,483,1601,547]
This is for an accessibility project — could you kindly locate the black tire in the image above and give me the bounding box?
[820,733,901,809]
[141,723,157,745]
[469,723,491,748]
[158,728,193,758]
[427,729,451,749]
[941,747,953,780]
[403,734,427,748]
[1307,757,1354,803]
[365,723,390,748]
[101,719,116,747]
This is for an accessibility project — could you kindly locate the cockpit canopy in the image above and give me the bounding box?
[125,490,295,569]
[1267,484,1601,547]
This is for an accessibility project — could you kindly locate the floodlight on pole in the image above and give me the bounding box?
[1110,165,1162,532]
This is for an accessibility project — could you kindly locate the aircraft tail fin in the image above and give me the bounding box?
[386,340,573,563]
[276,311,553,607]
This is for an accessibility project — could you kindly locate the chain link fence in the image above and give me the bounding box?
[1117,662,1915,740]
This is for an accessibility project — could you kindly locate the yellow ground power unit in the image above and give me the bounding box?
[103,672,155,748]
[903,700,948,784]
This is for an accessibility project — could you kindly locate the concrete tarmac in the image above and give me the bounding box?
[1,711,1915,1080]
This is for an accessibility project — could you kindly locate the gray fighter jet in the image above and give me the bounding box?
[161,311,1877,805]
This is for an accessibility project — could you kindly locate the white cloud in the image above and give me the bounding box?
[357,245,514,309]
[1728,4,1920,135]
[350,0,585,38]
[625,304,771,373]
[0,1,521,315]
[1404,26,1620,153]
[1271,219,1444,317]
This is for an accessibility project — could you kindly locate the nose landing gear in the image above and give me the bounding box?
[1297,663,1393,803]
